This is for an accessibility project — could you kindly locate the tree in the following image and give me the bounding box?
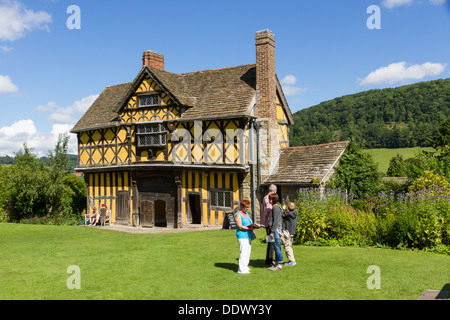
[428,116,449,159]
[7,135,84,222]
[45,134,72,214]
[328,141,380,197]
[8,143,48,220]
[387,154,408,177]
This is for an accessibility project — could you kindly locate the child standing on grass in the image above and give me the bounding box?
[281,202,298,266]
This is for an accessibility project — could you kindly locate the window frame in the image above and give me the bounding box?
[138,94,160,108]
[136,123,167,147]
[210,189,233,209]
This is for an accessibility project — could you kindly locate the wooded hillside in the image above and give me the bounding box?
[290,78,450,148]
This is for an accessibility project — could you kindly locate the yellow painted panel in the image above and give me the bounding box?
[92,149,101,164]
[210,211,215,226]
[117,128,127,142]
[277,104,287,121]
[217,173,223,189]
[188,170,192,192]
[121,113,130,123]
[92,131,102,144]
[89,173,93,209]
[194,171,200,192]
[112,173,116,223]
[225,173,230,189]
[80,132,89,145]
[106,173,111,197]
[203,202,208,225]
[181,171,186,225]
[202,173,207,199]
[99,173,105,199]
[118,148,128,164]
[105,148,115,164]
[218,210,223,225]
[141,150,148,161]
[156,150,164,161]
[127,96,137,109]
[233,173,239,203]
[104,129,115,143]
[210,173,215,190]
[80,152,89,166]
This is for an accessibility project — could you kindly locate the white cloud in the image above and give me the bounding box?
[35,101,56,113]
[0,74,19,94]
[429,0,448,4]
[0,119,36,137]
[0,45,13,52]
[0,119,78,156]
[39,94,99,124]
[358,61,447,86]
[0,94,99,156]
[382,0,448,7]
[381,0,414,8]
[280,74,308,96]
[281,75,297,85]
[0,0,52,41]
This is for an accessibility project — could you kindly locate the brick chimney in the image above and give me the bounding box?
[255,29,276,122]
[142,50,164,70]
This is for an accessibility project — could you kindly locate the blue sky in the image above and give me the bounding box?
[0,0,449,156]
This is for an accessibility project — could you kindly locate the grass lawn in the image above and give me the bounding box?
[0,223,449,300]
[364,147,433,175]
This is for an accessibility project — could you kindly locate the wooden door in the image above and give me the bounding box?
[116,190,130,225]
[140,200,154,227]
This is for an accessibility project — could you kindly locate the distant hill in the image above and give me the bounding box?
[0,154,78,172]
[289,78,450,149]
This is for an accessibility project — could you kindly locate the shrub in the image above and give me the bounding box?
[294,187,450,253]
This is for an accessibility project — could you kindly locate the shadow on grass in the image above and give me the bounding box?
[215,259,268,272]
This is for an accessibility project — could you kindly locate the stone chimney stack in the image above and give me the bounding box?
[255,29,277,122]
[142,50,164,70]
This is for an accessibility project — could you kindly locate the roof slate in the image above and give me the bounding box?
[265,141,349,185]
[71,64,257,132]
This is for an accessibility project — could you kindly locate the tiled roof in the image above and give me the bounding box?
[264,141,349,185]
[71,64,257,132]
[71,83,132,132]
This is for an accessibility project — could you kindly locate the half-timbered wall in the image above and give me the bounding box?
[169,119,247,165]
[181,171,241,226]
[277,94,289,149]
[86,171,133,224]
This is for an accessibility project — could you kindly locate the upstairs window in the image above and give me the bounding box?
[136,123,167,147]
[139,94,159,107]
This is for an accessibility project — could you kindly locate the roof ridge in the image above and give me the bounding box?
[282,141,350,150]
[176,63,256,76]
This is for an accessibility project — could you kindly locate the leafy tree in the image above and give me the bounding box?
[428,116,450,159]
[7,135,85,222]
[328,141,380,197]
[386,154,408,177]
[8,143,48,220]
[63,173,86,218]
[45,134,72,215]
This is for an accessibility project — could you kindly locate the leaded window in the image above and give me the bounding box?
[139,94,159,107]
[210,190,232,208]
[136,123,167,147]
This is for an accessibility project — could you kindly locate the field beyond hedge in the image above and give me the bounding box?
[0,223,449,300]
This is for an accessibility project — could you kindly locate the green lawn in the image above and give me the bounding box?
[364,147,433,175]
[0,223,448,300]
